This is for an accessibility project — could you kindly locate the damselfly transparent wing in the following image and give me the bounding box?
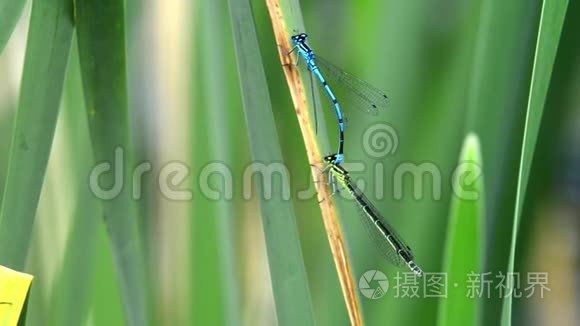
[357,188,414,257]
[356,205,407,267]
[334,172,413,268]
[314,55,389,115]
[308,69,320,133]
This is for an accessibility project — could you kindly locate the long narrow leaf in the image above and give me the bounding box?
[47,38,101,326]
[462,0,542,322]
[0,0,27,53]
[75,1,150,324]
[501,0,569,323]
[191,0,240,324]
[437,133,485,326]
[226,0,315,324]
[0,0,74,269]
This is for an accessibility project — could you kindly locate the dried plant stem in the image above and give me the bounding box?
[265,1,363,324]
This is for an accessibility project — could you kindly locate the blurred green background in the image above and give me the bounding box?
[0,0,577,325]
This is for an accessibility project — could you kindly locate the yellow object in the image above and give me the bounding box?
[0,265,33,326]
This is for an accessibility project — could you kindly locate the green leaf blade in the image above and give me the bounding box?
[0,0,74,269]
[47,39,102,326]
[190,0,242,325]
[501,0,570,323]
[0,0,27,53]
[437,133,485,326]
[226,0,315,324]
[75,0,150,324]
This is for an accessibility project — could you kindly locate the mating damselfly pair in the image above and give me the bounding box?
[288,33,423,277]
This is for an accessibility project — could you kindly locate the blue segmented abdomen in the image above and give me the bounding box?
[310,65,345,125]
[305,59,345,163]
